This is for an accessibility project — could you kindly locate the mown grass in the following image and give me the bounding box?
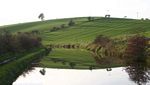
[41,18,150,45]
[39,48,98,69]
[1,17,150,45]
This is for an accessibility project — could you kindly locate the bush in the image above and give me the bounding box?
[31,30,39,34]
[0,31,42,55]
[60,24,66,28]
[50,26,61,32]
[88,17,94,21]
[93,35,110,47]
[141,18,144,20]
[145,18,149,20]
[68,19,75,26]
[50,24,67,32]
[17,32,42,51]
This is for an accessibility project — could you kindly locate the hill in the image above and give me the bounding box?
[1,17,150,69]
[1,17,150,45]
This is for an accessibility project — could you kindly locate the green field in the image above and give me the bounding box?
[1,17,150,69]
[1,17,150,45]
[40,48,98,69]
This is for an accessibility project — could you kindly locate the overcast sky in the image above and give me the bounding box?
[0,0,150,26]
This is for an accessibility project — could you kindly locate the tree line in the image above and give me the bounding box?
[0,30,42,55]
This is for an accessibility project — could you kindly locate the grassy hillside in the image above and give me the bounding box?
[1,17,150,69]
[1,17,150,45]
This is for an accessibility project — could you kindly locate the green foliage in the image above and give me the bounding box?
[124,35,149,64]
[50,24,67,32]
[0,49,46,85]
[68,19,75,26]
[123,35,150,85]
[92,35,110,46]
[0,31,42,55]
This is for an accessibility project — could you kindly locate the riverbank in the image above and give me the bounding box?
[0,48,47,85]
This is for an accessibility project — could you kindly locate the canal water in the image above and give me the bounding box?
[13,67,148,85]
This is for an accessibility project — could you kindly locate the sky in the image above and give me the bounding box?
[0,0,150,26]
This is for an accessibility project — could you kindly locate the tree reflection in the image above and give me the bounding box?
[22,67,35,77]
[125,62,150,85]
[39,68,46,75]
[124,35,150,85]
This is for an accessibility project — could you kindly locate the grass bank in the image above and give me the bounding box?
[0,48,47,85]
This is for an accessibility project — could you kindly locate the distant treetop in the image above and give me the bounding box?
[38,13,45,21]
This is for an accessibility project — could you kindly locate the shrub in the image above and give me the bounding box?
[141,18,144,20]
[68,19,75,26]
[93,35,110,47]
[60,24,66,28]
[0,31,42,55]
[31,30,39,34]
[17,32,42,51]
[69,62,76,69]
[145,18,149,20]
[50,26,61,32]
[88,17,92,21]
[88,17,94,21]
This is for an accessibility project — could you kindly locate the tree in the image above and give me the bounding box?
[0,30,42,55]
[124,35,150,85]
[105,14,111,18]
[38,13,44,21]
[124,16,127,18]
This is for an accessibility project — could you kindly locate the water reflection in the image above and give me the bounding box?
[126,66,150,85]
[22,67,35,77]
[89,65,96,71]
[124,57,150,85]
[39,68,46,75]
[69,62,76,69]
[14,67,138,85]
[124,36,150,85]
[106,68,112,71]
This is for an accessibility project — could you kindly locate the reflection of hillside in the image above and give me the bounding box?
[88,35,123,68]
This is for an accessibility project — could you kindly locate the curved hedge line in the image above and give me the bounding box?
[0,49,47,85]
